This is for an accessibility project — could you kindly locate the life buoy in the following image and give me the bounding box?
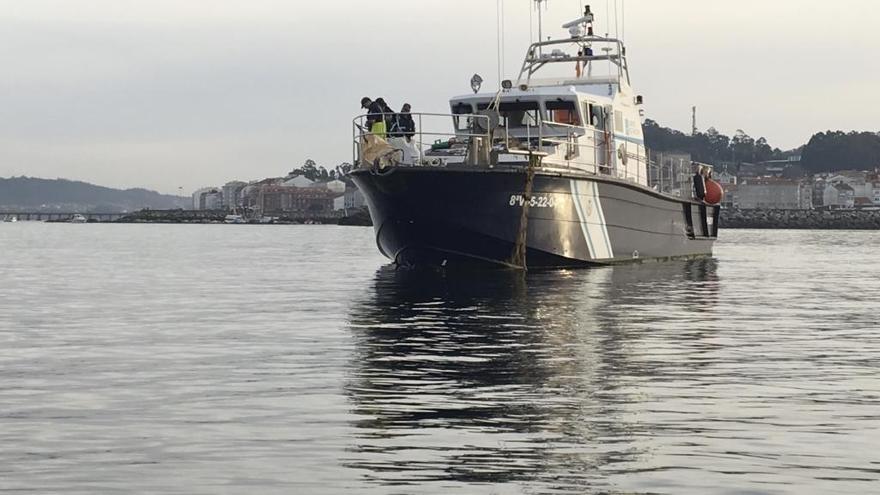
[705,179,724,205]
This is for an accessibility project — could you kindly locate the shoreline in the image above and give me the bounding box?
[9,209,880,231]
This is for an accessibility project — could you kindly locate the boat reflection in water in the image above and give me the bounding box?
[344,260,719,492]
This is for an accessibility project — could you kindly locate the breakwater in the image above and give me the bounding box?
[114,209,372,226]
[721,209,880,230]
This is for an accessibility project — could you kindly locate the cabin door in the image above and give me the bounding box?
[595,128,608,172]
[586,103,609,173]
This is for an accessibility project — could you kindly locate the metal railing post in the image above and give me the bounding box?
[538,116,543,154]
[526,121,531,151]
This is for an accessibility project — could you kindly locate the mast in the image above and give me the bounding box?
[534,0,546,55]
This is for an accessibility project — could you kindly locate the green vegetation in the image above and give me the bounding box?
[643,120,880,173]
[801,131,880,174]
[0,176,187,211]
[288,159,353,182]
[643,119,782,165]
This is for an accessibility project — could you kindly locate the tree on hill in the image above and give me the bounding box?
[642,119,692,155]
[755,137,775,163]
[288,160,355,182]
[644,120,783,167]
[801,131,880,173]
[701,127,732,164]
[0,177,187,210]
[731,130,756,164]
[289,159,330,181]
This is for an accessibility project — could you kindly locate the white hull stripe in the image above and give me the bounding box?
[591,181,614,257]
[571,180,614,260]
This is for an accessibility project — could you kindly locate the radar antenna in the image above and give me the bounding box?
[562,4,595,38]
[562,6,597,78]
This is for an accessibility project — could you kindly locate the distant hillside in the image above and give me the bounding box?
[644,120,880,173]
[0,176,188,212]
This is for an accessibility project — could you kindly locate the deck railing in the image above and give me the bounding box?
[351,112,655,186]
[352,113,491,170]
[536,121,649,186]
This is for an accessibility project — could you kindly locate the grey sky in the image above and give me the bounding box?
[2,0,878,194]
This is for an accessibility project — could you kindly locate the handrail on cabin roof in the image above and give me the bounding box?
[517,36,630,86]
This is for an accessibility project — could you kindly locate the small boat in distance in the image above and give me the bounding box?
[2,215,17,223]
[69,214,88,223]
[350,2,721,270]
[224,214,246,224]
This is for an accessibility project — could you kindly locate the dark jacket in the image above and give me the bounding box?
[398,113,416,138]
[365,101,384,128]
[389,113,416,138]
[693,173,706,200]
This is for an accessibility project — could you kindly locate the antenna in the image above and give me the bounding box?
[501,0,505,77]
[529,1,534,45]
[605,0,610,36]
[613,0,619,39]
[534,0,547,55]
[497,0,502,88]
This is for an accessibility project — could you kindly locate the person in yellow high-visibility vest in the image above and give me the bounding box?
[361,97,386,139]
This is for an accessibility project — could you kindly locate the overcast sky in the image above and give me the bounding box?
[2,0,879,194]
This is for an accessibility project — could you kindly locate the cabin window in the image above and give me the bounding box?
[546,100,581,126]
[614,111,624,133]
[586,103,605,129]
[484,101,540,129]
[452,103,473,115]
[452,102,474,132]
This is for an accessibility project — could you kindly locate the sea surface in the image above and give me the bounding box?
[1,224,878,494]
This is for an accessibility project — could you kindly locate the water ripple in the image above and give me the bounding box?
[1,225,878,494]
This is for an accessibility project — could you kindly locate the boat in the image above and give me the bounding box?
[350,3,720,270]
[224,214,246,224]
[2,215,17,223]
[69,214,88,223]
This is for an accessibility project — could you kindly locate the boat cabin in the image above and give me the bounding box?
[439,23,649,186]
[447,84,646,186]
[353,6,650,187]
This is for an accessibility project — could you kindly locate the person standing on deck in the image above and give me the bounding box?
[361,97,386,138]
[385,103,418,164]
[398,104,416,143]
[375,98,396,134]
[693,165,707,201]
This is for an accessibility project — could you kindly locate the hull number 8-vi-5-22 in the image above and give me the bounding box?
[508,195,560,209]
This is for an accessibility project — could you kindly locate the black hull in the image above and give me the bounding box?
[351,167,718,269]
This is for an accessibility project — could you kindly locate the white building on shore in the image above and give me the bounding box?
[823,182,856,209]
[192,187,223,210]
[736,178,812,210]
[222,181,247,210]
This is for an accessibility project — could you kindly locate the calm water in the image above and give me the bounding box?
[1,224,878,494]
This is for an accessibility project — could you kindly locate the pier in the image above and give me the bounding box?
[1,209,369,225]
[0,211,127,222]
[116,209,346,224]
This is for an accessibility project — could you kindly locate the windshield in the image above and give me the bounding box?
[451,102,474,132]
[477,101,541,129]
[546,100,581,126]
